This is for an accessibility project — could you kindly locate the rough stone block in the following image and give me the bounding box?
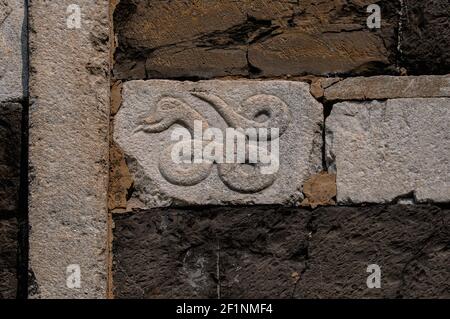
[0,217,17,299]
[0,0,26,102]
[112,206,312,298]
[0,103,21,213]
[113,0,399,79]
[28,0,110,298]
[400,0,450,75]
[296,205,450,299]
[112,205,450,299]
[324,76,450,102]
[326,98,450,204]
[114,80,323,208]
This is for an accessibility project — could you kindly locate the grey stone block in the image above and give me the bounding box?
[113,0,400,79]
[326,98,450,204]
[114,80,323,208]
[0,0,26,102]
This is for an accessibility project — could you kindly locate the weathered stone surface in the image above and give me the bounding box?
[112,205,450,299]
[0,217,17,299]
[112,206,312,298]
[28,1,110,298]
[400,0,450,75]
[326,98,450,204]
[300,172,336,208]
[108,142,133,213]
[296,205,450,299]
[113,0,399,80]
[0,0,26,102]
[114,80,323,208]
[324,76,450,101]
[0,103,21,213]
[310,77,342,99]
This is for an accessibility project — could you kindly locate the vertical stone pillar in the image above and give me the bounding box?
[28,1,110,298]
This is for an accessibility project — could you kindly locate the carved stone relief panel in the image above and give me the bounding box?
[114,80,323,208]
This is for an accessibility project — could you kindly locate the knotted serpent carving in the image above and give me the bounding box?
[135,93,291,193]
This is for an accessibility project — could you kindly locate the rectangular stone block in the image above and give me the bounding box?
[114,80,323,208]
[112,205,449,299]
[113,0,399,79]
[400,0,450,75]
[324,76,450,102]
[326,98,450,204]
[0,103,21,213]
[0,217,18,299]
[29,1,110,298]
[0,0,26,102]
[296,205,450,299]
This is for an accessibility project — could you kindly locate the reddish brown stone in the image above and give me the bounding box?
[323,75,450,101]
[301,172,337,208]
[0,217,17,299]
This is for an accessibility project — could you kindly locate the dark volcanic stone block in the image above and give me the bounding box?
[113,0,400,80]
[296,205,450,298]
[113,205,450,299]
[400,0,450,75]
[0,217,18,299]
[0,103,22,213]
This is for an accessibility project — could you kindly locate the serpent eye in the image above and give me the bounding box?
[159,101,176,111]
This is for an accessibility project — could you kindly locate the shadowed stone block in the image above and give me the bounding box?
[0,0,26,102]
[112,205,449,299]
[0,103,21,213]
[326,98,450,204]
[113,207,312,298]
[114,80,323,208]
[324,76,450,102]
[28,0,110,298]
[0,217,17,299]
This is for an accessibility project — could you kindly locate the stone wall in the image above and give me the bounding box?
[110,0,450,299]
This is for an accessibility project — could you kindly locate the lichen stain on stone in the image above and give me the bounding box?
[300,171,336,208]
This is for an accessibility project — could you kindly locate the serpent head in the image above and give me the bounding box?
[135,96,210,134]
[134,97,189,133]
